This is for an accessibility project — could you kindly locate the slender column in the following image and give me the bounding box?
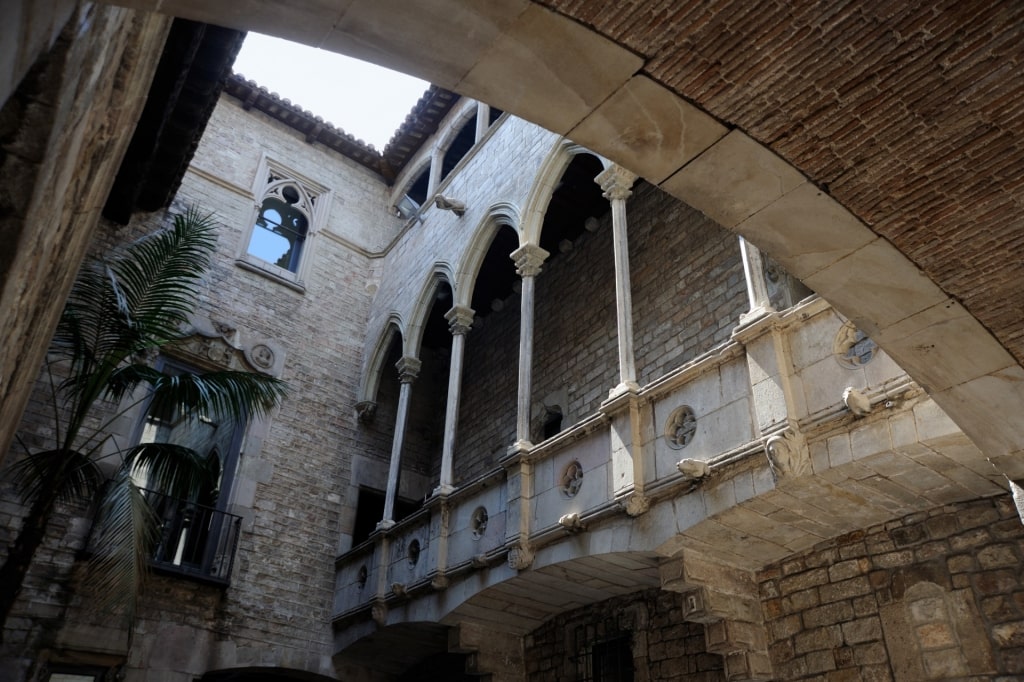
[475,102,490,142]
[427,146,444,199]
[378,356,421,530]
[436,305,475,496]
[738,236,775,324]
[596,164,640,397]
[509,244,549,453]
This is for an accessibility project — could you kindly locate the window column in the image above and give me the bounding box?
[596,164,640,397]
[378,356,421,530]
[435,305,474,496]
[475,102,490,142]
[510,244,549,452]
[738,236,775,324]
[427,146,444,199]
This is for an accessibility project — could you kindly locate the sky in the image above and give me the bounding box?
[233,33,431,151]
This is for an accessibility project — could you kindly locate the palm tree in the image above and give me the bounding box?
[0,208,287,639]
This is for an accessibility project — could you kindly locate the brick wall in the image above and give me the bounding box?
[758,494,1024,681]
[525,589,724,682]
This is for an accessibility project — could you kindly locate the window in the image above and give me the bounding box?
[576,635,634,682]
[130,358,245,584]
[248,191,308,272]
[238,156,329,286]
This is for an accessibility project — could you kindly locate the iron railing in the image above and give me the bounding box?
[140,488,242,586]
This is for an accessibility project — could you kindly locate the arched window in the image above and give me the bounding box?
[238,156,329,287]
[248,188,309,272]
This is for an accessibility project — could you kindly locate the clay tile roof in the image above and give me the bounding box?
[224,72,459,184]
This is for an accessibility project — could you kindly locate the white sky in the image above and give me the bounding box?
[233,33,430,151]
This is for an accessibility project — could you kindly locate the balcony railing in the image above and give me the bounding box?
[141,488,242,586]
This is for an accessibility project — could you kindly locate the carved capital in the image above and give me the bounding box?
[445,305,475,336]
[395,356,421,383]
[596,164,638,202]
[510,243,549,278]
[507,543,535,570]
[765,428,810,478]
[355,400,377,424]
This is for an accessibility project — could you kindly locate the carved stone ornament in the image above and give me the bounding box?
[471,506,489,539]
[248,343,275,369]
[765,428,811,478]
[371,600,388,625]
[508,543,535,570]
[357,564,368,588]
[833,320,877,369]
[407,539,421,566]
[622,493,650,517]
[560,460,584,498]
[666,405,697,450]
[355,401,377,424]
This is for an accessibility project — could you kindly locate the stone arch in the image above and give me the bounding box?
[453,201,521,309]
[520,139,609,247]
[358,315,406,405]
[404,263,456,359]
[389,153,433,211]
[434,97,481,158]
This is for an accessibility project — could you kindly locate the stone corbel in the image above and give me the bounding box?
[621,493,650,517]
[355,400,377,424]
[507,543,535,570]
[764,427,810,478]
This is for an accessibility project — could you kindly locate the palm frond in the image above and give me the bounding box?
[8,448,103,506]
[86,470,158,616]
[142,370,288,423]
[54,208,219,410]
[123,442,220,502]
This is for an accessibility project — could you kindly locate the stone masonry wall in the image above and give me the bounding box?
[525,589,725,682]
[2,94,388,680]
[758,494,1024,681]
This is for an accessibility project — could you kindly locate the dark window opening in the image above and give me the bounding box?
[543,406,563,440]
[248,193,309,272]
[400,167,431,217]
[576,634,634,682]
[441,114,478,179]
[128,357,245,585]
[538,153,609,262]
[488,106,503,126]
[351,487,420,546]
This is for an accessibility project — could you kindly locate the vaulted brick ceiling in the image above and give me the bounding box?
[536,0,1024,363]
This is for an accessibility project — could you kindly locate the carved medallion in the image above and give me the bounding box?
[834,321,877,369]
[407,539,421,567]
[249,343,275,369]
[560,460,584,498]
[357,565,368,588]
[666,406,697,450]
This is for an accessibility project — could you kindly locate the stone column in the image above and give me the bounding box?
[596,164,640,397]
[435,305,474,496]
[738,236,775,324]
[378,356,421,530]
[475,101,490,142]
[427,146,444,199]
[509,243,549,452]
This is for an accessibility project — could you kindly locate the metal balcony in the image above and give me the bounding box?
[141,488,242,586]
